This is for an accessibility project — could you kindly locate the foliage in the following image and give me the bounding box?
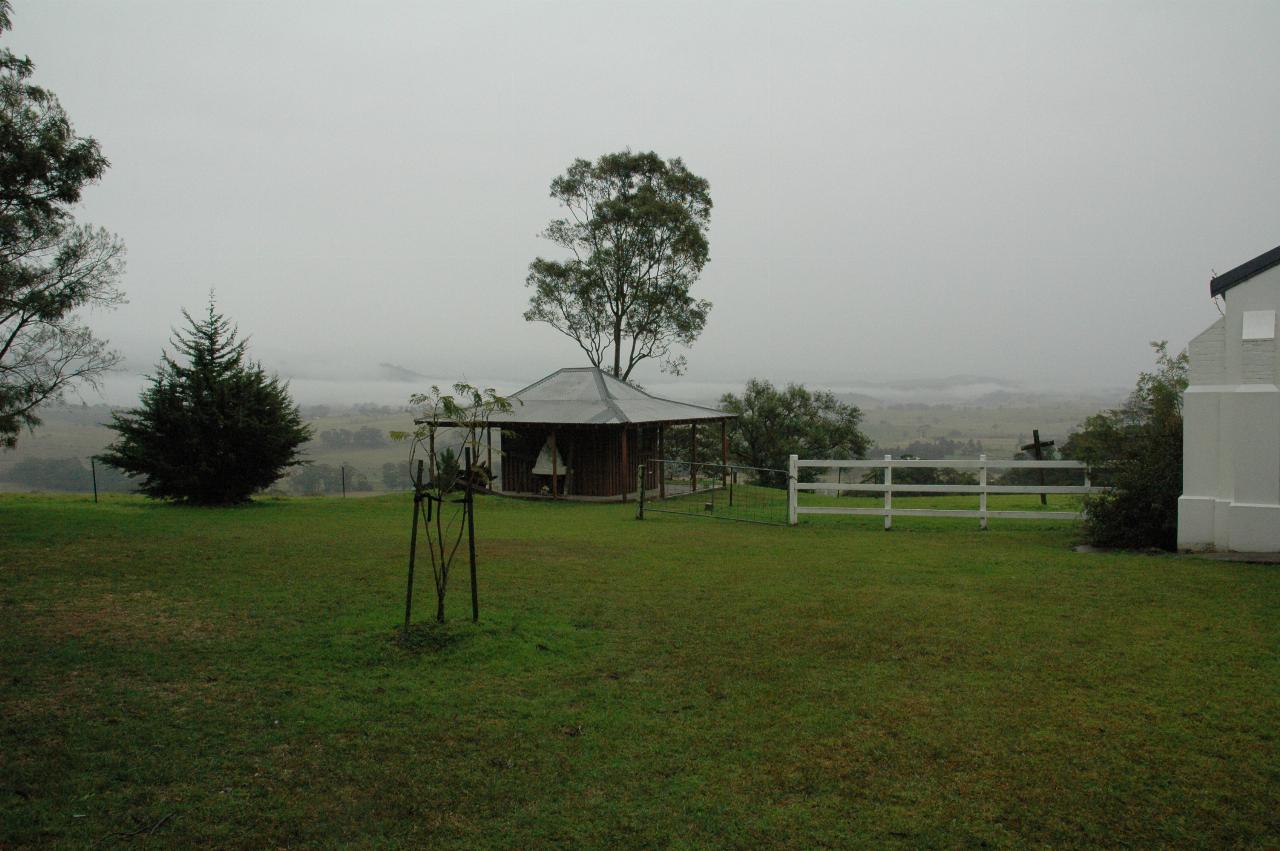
[524,150,712,379]
[100,300,312,505]
[0,3,125,447]
[719,378,869,488]
[396,383,514,623]
[873,437,986,459]
[286,462,371,496]
[314,426,387,450]
[0,454,135,492]
[1062,342,1189,550]
[381,459,412,490]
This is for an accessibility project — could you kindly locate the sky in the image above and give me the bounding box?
[8,0,1280,403]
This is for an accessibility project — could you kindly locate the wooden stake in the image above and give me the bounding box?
[721,419,728,493]
[658,424,666,499]
[403,459,425,638]
[90,457,98,504]
[466,448,478,623]
[690,423,698,492]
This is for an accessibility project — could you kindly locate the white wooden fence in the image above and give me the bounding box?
[786,454,1107,528]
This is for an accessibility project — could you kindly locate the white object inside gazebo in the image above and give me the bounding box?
[1178,244,1280,552]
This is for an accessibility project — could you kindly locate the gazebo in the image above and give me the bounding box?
[474,367,735,501]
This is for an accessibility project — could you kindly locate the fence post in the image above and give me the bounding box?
[636,464,645,520]
[465,448,478,623]
[979,453,988,530]
[788,454,798,526]
[883,454,893,531]
[90,457,98,504]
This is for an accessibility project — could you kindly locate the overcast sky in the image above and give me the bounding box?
[9,0,1280,401]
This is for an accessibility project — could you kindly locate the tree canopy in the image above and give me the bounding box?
[524,150,712,380]
[720,379,869,487]
[0,1,124,447]
[101,300,311,505]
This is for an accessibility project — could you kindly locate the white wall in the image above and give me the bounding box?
[1179,266,1280,552]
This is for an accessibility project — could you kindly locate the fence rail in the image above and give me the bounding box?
[787,454,1108,528]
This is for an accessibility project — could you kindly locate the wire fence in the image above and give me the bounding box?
[637,459,791,526]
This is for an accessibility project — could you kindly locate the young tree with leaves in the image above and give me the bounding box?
[719,379,869,488]
[101,300,311,505]
[0,2,125,447]
[524,150,712,380]
[396,383,513,627]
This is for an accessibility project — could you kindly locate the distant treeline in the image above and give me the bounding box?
[310,427,389,450]
[871,437,986,459]
[280,461,416,495]
[1,457,137,492]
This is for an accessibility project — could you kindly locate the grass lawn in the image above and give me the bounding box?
[2,493,1277,848]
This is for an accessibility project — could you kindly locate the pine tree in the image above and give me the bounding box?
[101,300,311,504]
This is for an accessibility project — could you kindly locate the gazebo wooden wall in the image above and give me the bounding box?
[499,424,664,499]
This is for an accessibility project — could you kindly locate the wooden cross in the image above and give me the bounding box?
[1021,429,1055,505]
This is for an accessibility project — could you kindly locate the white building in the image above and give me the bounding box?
[1178,244,1280,552]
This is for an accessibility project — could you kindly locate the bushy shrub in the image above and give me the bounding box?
[101,301,311,505]
[1064,342,1187,550]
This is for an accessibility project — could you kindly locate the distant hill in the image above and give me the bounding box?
[376,362,430,382]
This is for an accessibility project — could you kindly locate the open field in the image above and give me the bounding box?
[2,494,1277,847]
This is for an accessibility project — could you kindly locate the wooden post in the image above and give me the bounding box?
[550,429,558,499]
[90,457,98,504]
[658,424,666,499]
[730,470,736,507]
[620,426,629,502]
[636,464,645,520]
[403,459,425,637]
[341,464,346,498]
[465,448,478,623]
[883,454,893,531]
[721,419,728,493]
[690,423,698,492]
[788,454,798,526]
[979,453,988,530]
[1021,429,1055,507]
[1033,429,1045,506]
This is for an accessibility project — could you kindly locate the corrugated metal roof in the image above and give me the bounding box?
[419,367,734,426]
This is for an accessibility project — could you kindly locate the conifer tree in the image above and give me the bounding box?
[102,300,311,504]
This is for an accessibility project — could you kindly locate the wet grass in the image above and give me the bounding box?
[1,492,1277,848]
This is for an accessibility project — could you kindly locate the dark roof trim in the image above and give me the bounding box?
[1210,243,1280,298]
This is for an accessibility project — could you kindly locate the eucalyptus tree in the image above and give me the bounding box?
[524,150,712,379]
[0,1,125,447]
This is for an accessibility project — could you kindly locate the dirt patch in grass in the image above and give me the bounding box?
[19,591,227,645]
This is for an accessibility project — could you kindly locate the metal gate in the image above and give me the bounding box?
[635,459,791,526]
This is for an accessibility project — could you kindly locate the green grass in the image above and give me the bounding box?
[2,493,1277,848]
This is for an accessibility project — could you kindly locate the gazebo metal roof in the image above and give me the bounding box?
[481,367,734,426]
